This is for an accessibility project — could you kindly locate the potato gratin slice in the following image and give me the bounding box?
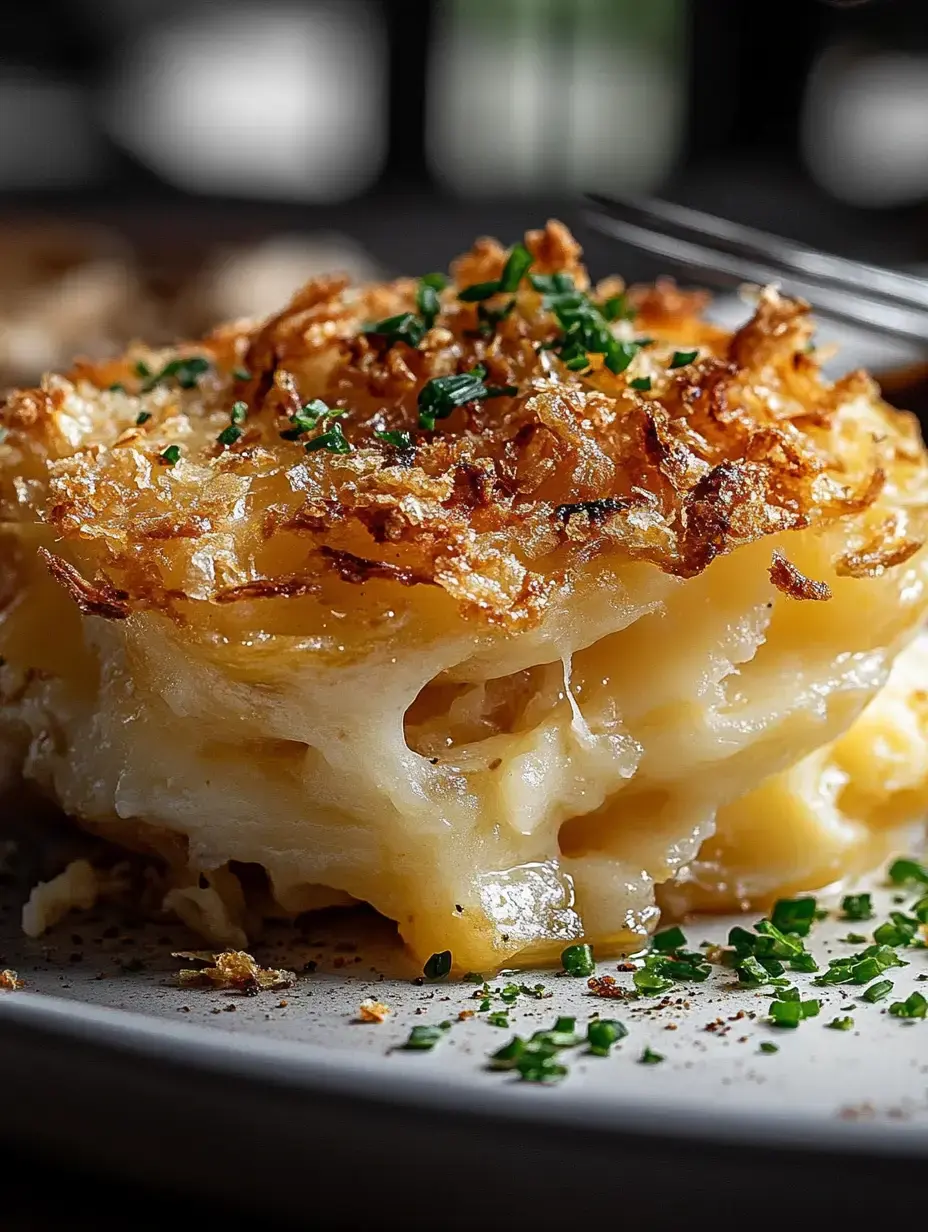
[3,221,928,973]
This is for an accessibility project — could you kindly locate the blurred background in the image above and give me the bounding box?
[0,0,927,385]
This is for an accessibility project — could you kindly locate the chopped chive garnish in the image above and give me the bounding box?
[416,272,447,330]
[459,244,533,304]
[305,421,352,454]
[827,1016,855,1031]
[863,979,894,1002]
[488,1038,525,1070]
[486,1011,510,1028]
[561,943,595,977]
[668,349,699,369]
[159,445,181,466]
[759,1041,779,1054]
[840,933,868,944]
[518,1055,569,1084]
[232,366,251,381]
[458,280,504,303]
[770,897,817,937]
[423,950,452,981]
[634,968,676,996]
[142,355,211,392]
[873,912,919,948]
[841,893,874,921]
[230,400,248,424]
[363,312,425,349]
[629,376,652,391]
[768,999,801,1028]
[498,243,533,293]
[417,366,510,430]
[136,411,151,426]
[639,1047,664,1065]
[889,991,927,1019]
[402,1023,451,1051]
[375,429,414,450]
[108,382,126,393]
[587,1019,627,1056]
[530,272,575,294]
[217,425,242,447]
[601,293,635,322]
[888,857,928,887]
[651,926,687,953]
[134,359,151,379]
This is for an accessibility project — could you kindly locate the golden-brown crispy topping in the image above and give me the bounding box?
[768,549,833,601]
[2,221,923,631]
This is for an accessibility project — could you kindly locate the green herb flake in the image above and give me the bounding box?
[668,349,699,370]
[159,445,181,466]
[840,933,868,944]
[873,912,919,948]
[134,360,151,379]
[418,366,500,430]
[402,1023,451,1051]
[142,355,211,392]
[639,1047,665,1065]
[827,1016,855,1031]
[486,1011,510,1028]
[863,978,894,1003]
[841,893,874,921]
[889,991,928,1019]
[458,280,503,303]
[628,376,652,391]
[561,943,595,978]
[651,926,687,953]
[230,400,248,424]
[108,382,126,393]
[601,293,635,322]
[587,1018,627,1056]
[488,1037,525,1070]
[759,1041,779,1054]
[770,897,817,937]
[136,411,152,426]
[518,1054,569,1085]
[305,421,352,455]
[416,272,448,330]
[499,243,533,293]
[633,967,675,996]
[375,429,415,450]
[363,312,425,350]
[423,950,452,981]
[888,857,928,887]
[768,999,802,1028]
[217,425,242,448]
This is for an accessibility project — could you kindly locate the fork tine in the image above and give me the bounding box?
[583,208,928,345]
[586,193,928,310]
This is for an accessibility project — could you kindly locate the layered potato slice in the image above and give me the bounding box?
[2,221,928,972]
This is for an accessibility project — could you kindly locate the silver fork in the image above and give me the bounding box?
[583,192,928,347]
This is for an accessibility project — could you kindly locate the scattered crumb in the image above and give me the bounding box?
[0,968,23,991]
[587,975,629,1000]
[173,949,295,995]
[358,998,391,1023]
[458,1009,475,1021]
[21,859,101,937]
